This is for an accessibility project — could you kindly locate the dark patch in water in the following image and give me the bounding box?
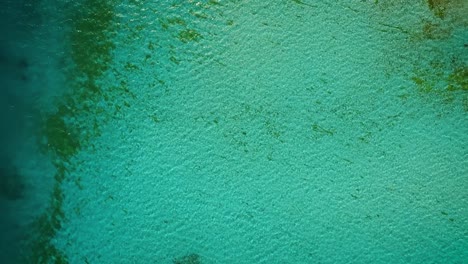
[0,165,24,201]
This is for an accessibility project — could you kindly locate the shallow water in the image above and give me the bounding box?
[1,0,467,263]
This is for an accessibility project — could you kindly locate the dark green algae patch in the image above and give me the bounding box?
[411,61,468,111]
[24,0,225,261]
[427,0,450,19]
[374,0,468,112]
[24,0,122,262]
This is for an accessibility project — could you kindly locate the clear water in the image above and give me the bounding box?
[1,0,467,263]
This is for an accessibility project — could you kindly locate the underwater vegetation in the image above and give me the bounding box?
[427,0,447,18]
[371,0,468,112]
[26,0,121,263]
[178,29,203,43]
[26,180,67,264]
[447,66,468,92]
[290,0,316,8]
[411,62,467,111]
[173,253,202,264]
[70,0,116,81]
[38,0,120,162]
[27,0,228,260]
[426,0,468,24]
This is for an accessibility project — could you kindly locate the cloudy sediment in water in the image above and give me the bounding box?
[0,0,466,263]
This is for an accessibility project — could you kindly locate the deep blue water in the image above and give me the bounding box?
[0,0,32,262]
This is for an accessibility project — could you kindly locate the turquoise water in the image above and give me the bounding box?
[0,0,466,263]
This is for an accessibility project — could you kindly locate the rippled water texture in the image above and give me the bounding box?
[1,0,466,263]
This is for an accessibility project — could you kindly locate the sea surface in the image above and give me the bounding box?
[0,0,466,263]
